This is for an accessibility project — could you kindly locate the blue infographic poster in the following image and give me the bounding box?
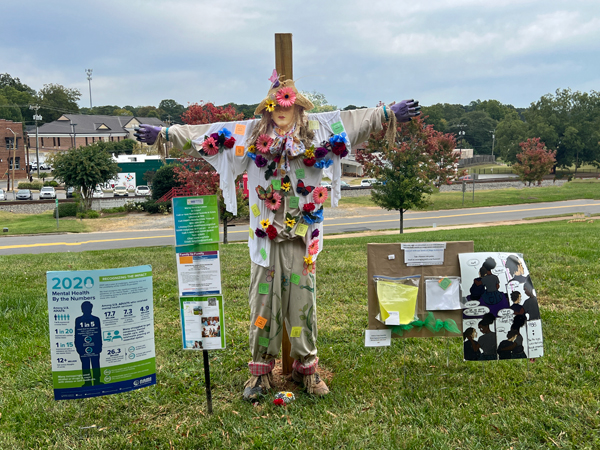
[47,265,156,400]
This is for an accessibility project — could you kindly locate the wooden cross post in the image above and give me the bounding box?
[275,33,294,375]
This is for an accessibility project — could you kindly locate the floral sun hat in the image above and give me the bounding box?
[254,71,314,115]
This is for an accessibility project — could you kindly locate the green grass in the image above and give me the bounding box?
[337,179,600,211]
[1,220,600,449]
[0,210,90,234]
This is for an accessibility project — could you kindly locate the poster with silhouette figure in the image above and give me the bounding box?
[459,252,543,361]
[47,265,156,400]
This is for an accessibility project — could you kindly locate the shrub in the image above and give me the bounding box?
[43,181,59,187]
[101,206,127,214]
[18,182,43,190]
[76,210,100,219]
[55,202,78,218]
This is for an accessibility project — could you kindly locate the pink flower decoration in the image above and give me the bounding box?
[265,192,282,211]
[308,238,319,255]
[202,137,219,156]
[256,134,273,154]
[313,186,328,204]
[276,87,296,107]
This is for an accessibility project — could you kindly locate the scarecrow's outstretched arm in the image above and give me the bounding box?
[134,125,161,145]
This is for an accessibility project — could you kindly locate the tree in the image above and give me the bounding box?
[523,89,600,169]
[301,91,337,113]
[448,110,497,155]
[181,102,243,124]
[356,116,461,233]
[495,111,528,163]
[151,164,182,201]
[0,74,36,96]
[512,138,556,186]
[113,108,133,116]
[49,144,120,209]
[158,99,185,123]
[178,102,247,242]
[421,103,466,133]
[38,83,81,123]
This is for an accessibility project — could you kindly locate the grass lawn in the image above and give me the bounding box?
[1,220,600,449]
[337,179,600,211]
[0,210,90,235]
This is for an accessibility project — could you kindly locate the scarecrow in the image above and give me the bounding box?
[136,73,420,400]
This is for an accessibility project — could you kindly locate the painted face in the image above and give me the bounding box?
[272,105,296,132]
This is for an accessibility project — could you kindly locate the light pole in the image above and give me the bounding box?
[86,69,93,109]
[490,130,496,157]
[30,105,41,178]
[6,128,17,193]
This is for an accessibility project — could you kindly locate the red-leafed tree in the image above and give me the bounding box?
[356,115,464,233]
[512,138,557,186]
[173,102,248,242]
[181,102,244,125]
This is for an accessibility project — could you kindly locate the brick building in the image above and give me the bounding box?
[27,115,165,160]
[0,119,28,185]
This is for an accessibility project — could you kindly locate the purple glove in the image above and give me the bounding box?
[391,100,421,123]
[134,124,162,145]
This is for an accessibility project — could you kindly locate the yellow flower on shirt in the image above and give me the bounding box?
[260,218,270,229]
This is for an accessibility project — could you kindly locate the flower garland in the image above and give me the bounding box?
[200,127,235,156]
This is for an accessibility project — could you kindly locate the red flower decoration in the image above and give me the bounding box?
[303,203,315,213]
[303,157,317,167]
[266,224,278,240]
[273,398,285,406]
[223,137,236,149]
[332,142,346,156]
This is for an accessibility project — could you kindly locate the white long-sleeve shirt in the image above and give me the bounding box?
[162,107,388,267]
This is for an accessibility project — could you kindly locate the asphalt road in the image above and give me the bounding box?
[1,199,598,255]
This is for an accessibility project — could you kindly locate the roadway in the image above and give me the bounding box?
[1,199,598,255]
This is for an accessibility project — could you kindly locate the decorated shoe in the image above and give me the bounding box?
[242,373,274,401]
[304,372,329,396]
[291,369,303,384]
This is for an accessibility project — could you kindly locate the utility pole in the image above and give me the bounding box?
[30,105,41,178]
[490,129,496,157]
[7,128,17,193]
[86,69,93,109]
[70,122,77,149]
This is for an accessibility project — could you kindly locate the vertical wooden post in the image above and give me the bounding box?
[274,33,294,375]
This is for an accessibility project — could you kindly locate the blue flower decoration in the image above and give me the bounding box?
[302,212,316,225]
[247,151,257,161]
[313,208,324,223]
[302,208,324,225]
[329,132,349,145]
[218,127,233,138]
[314,159,333,169]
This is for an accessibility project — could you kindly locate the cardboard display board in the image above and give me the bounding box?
[367,241,474,338]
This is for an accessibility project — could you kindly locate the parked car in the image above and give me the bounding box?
[0,188,6,201]
[16,189,32,200]
[320,181,332,188]
[459,175,473,180]
[39,186,57,199]
[340,180,351,189]
[39,162,52,170]
[135,185,151,196]
[360,178,377,186]
[92,189,104,198]
[66,186,75,198]
[113,186,129,197]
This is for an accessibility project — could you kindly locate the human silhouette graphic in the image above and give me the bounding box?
[74,301,103,387]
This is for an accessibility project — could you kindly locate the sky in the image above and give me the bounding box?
[2,0,599,112]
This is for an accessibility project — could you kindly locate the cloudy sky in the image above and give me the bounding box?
[2,0,599,111]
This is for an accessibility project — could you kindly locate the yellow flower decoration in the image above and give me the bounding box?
[281,182,291,192]
[265,99,276,113]
[260,218,270,229]
[304,146,315,158]
[304,255,313,266]
[284,217,296,229]
[247,145,256,154]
